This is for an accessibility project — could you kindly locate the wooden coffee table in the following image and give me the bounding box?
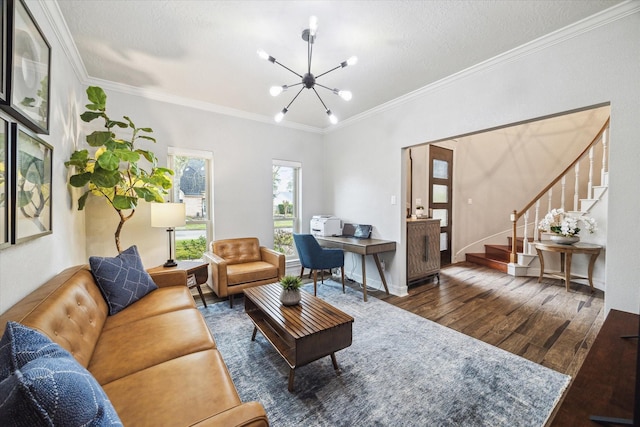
[244,283,354,392]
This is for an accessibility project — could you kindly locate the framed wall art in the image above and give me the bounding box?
[2,0,51,134]
[0,115,9,248]
[10,123,52,244]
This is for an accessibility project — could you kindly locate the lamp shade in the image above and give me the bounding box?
[151,203,186,228]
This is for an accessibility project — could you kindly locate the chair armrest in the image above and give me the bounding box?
[260,247,285,277]
[189,401,269,427]
[148,269,188,288]
[204,251,229,297]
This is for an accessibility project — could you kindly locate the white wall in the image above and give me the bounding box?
[83,90,325,268]
[324,10,640,314]
[0,1,87,312]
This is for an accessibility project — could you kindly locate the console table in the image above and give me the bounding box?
[315,236,396,302]
[532,241,602,291]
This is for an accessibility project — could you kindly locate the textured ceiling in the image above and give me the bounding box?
[56,0,622,130]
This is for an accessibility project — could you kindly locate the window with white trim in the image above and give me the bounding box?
[273,160,301,260]
[168,148,213,261]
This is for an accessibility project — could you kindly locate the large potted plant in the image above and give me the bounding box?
[65,86,174,253]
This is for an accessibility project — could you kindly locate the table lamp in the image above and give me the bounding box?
[151,202,186,267]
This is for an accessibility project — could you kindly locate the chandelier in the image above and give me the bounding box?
[258,16,357,124]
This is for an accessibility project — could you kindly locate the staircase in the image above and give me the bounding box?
[466,118,610,276]
[466,238,526,273]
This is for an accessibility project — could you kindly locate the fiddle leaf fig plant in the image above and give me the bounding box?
[65,86,174,253]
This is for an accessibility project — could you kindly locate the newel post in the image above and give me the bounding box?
[510,210,518,263]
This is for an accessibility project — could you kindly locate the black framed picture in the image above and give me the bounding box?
[2,0,51,134]
[10,123,52,244]
[0,115,9,248]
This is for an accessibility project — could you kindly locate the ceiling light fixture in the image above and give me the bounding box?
[258,16,357,125]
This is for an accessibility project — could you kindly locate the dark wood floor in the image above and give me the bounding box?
[196,261,605,377]
[373,262,605,377]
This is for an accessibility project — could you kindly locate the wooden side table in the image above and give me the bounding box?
[532,240,603,291]
[149,260,209,307]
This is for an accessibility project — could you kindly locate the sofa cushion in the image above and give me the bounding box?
[102,350,241,426]
[102,286,195,332]
[227,261,278,285]
[0,322,122,426]
[89,308,216,385]
[89,245,158,315]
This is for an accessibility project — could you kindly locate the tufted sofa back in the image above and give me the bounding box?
[0,265,108,368]
[212,237,261,264]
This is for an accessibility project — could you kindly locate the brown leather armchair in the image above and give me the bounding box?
[204,237,285,307]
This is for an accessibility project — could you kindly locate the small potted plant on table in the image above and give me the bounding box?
[279,275,303,306]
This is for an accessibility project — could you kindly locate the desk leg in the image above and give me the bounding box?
[361,254,368,302]
[587,253,599,291]
[372,254,390,295]
[564,253,572,291]
[535,248,544,282]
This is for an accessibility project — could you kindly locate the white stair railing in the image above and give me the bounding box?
[509,118,610,262]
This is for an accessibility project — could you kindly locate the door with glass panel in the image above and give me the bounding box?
[429,145,453,266]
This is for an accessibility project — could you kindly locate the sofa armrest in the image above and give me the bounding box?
[189,401,269,427]
[260,247,285,278]
[149,269,188,288]
[204,251,229,297]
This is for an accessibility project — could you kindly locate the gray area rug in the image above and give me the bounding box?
[200,281,569,426]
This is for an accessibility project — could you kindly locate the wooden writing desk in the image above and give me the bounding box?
[315,236,396,302]
[532,240,602,291]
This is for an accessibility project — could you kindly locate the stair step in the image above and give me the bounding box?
[465,253,509,273]
[507,237,529,253]
[484,244,512,262]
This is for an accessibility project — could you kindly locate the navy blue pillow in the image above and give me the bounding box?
[0,321,123,426]
[89,245,158,315]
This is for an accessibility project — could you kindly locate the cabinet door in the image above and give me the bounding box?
[407,221,440,281]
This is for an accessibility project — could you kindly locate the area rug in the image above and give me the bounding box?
[200,281,569,426]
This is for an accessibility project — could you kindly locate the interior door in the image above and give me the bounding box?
[429,145,453,266]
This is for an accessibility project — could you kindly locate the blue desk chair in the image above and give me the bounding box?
[293,233,345,296]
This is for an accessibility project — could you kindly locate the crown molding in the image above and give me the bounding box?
[43,0,638,136]
[332,0,640,133]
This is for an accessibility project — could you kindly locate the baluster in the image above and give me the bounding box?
[535,200,541,242]
[601,127,609,185]
[588,146,594,199]
[522,210,529,255]
[574,163,580,212]
[547,188,553,213]
[561,176,566,211]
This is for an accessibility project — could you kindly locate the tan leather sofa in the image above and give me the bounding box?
[0,265,269,427]
[204,237,285,307]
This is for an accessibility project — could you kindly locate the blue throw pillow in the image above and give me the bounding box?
[0,322,123,426]
[89,245,158,315]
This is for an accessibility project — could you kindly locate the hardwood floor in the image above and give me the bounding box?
[197,261,604,377]
[372,262,605,377]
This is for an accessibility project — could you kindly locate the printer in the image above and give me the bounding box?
[310,215,342,237]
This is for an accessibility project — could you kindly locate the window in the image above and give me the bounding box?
[168,148,213,261]
[273,160,301,260]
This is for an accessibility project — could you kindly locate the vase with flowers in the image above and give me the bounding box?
[538,208,597,244]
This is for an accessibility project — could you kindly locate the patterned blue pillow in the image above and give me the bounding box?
[89,245,158,315]
[0,322,123,426]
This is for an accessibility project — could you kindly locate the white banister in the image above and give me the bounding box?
[547,188,553,214]
[533,199,541,241]
[601,128,608,185]
[561,176,566,211]
[573,162,580,212]
[588,146,594,199]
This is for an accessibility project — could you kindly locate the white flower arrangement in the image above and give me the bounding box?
[538,208,597,237]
